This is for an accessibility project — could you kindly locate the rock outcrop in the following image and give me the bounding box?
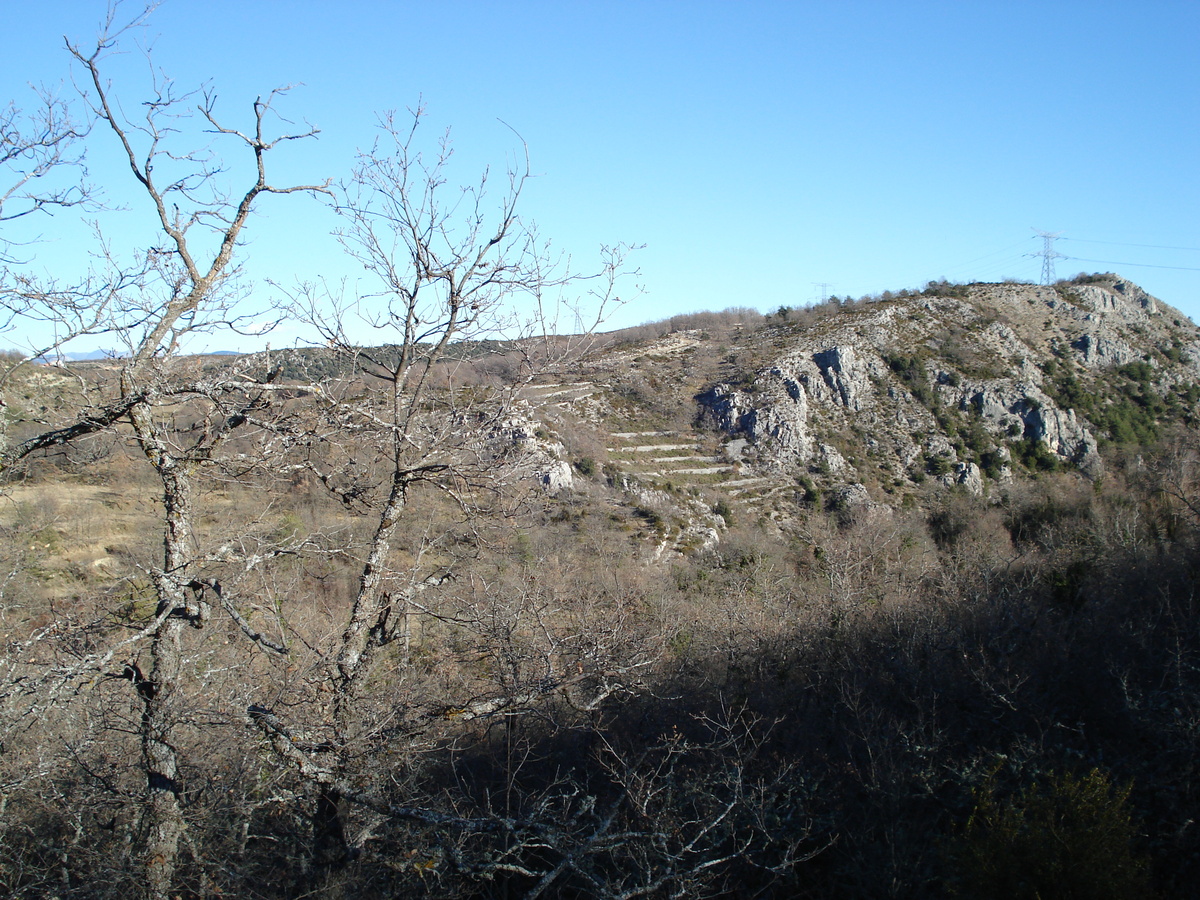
[485,405,574,493]
[696,277,1192,487]
[554,274,1199,553]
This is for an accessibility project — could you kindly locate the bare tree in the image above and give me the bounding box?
[2,16,796,900]
[0,88,90,243]
[240,106,640,886]
[0,9,326,899]
[0,81,96,454]
[243,113,813,897]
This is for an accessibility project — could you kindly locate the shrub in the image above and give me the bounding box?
[928,495,982,551]
[948,768,1152,900]
[634,505,665,535]
[1066,272,1112,285]
[884,352,935,407]
[796,474,821,504]
[1117,360,1155,385]
[1012,438,1060,473]
[926,453,954,477]
[922,278,969,300]
[1003,487,1090,548]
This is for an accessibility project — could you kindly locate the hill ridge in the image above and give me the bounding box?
[511,275,1199,552]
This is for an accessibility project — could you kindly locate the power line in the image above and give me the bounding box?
[1066,238,1200,253]
[940,239,1030,275]
[1065,256,1200,272]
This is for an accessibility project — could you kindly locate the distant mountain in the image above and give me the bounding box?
[33,349,123,363]
[33,348,240,363]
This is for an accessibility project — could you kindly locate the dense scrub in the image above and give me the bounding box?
[2,427,1198,898]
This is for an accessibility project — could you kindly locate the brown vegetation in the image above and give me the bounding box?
[3,411,1199,897]
[3,9,1200,900]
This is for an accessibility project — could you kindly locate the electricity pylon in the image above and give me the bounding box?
[1031,229,1067,285]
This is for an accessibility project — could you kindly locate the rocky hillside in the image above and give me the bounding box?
[21,274,1189,561]
[518,275,1200,551]
[6,274,1200,900]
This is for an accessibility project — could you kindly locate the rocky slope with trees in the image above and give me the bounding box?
[7,273,1199,900]
[513,274,1198,554]
[2,7,1200,899]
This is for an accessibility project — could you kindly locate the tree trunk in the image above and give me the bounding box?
[311,783,350,872]
[131,409,199,900]
[141,618,187,900]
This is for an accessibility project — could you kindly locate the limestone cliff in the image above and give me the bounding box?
[692,276,1197,497]
[525,274,1199,552]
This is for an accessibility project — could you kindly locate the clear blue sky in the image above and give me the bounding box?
[4,1,1198,352]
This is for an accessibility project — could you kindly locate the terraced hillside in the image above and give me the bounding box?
[511,275,1200,554]
[16,275,1195,562]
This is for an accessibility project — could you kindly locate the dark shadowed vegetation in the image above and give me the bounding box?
[4,8,1200,899]
[3,413,1199,898]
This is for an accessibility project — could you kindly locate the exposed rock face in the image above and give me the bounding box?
[1018,397,1099,466]
[827,482,873,511]
[487,406,574,493]
[560,275,1197,553]
[1072,331,1137,368]
[696,278,1187,486]
[1072,280,1158,321]
[941,462,984,495]
[965,382,1100,470]
[813,346,875,410]
[616,475,724,558]
[535,459,574,492]
[699,375,813,466]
